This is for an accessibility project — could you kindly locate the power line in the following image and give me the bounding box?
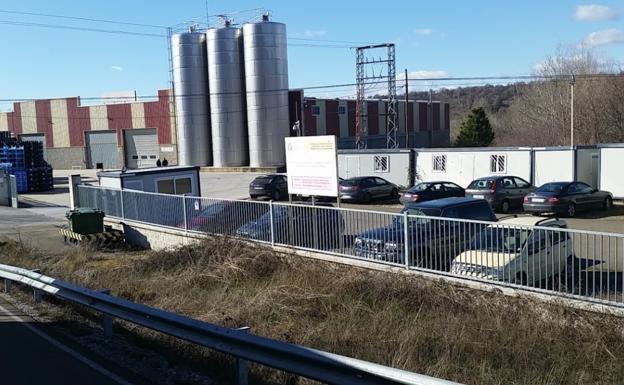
[0,20,167,37]
[0,9,167,28]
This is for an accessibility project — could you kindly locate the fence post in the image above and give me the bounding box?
[31,269,42,302]
[68,174,82,209]
[4,279,11,293]
[182,195,188,233]
[403,211,410,269]
[100,289,113,338]
[236,327,250,385]
[269,201,275,246]
[120,188,125,219]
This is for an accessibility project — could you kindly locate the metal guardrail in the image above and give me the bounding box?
[76,185,624,308]
[0,263,463,385]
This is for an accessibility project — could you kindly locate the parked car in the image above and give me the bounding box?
[249,174,288,200]
[450,217,574,286]
[523,182,612,217]
[352,197,497,269]
[236,203,344,249]
[298,177,344,202]
[181,200,268,235]
[399,181,465,205]
[465,176,534,213]
[339,177,399,203]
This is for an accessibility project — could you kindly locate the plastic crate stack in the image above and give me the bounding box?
[0,145,28,193]
[21,141,53,192]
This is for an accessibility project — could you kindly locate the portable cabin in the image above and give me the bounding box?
[97,166,201,196]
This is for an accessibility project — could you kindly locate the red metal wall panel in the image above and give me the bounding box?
[35,100,54,147]
[407,102,414,133]
[367,101,378,135]
[66,98,91,146]
[10,103,22,135]
[325,100,339,136]
[418,102,428,131]
[303,99,316,136]
[444,103,450,131]
[107,103,132,144]
[145,90,172,145]
[347,101,356,136]
[433,103,440,131]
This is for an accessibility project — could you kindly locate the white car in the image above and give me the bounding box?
[450,217,573,285]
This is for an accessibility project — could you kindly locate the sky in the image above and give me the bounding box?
[0,0,623,110]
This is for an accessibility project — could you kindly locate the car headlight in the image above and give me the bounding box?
[384,242,398,251]
[354,238,363,247]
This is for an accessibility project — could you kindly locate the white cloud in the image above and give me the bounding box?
[405,70,449,79]
[303,30,326,38]
[414,28,433,36]
[111,65,123,72]
[574,4,618,21]
[583,29,624,46]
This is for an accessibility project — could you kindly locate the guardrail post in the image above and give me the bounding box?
[120,188,125,219]
[269,201,275,246]
[182,195,188,234]
[4,279,11,293]
[31,269,42,302]
[100,289,113,338]
[236,327,250,385]
[403,211,410,269]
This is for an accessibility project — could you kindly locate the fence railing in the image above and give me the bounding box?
[77,185,624,307]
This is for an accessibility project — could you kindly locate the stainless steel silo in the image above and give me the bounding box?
[171,31,212,166]
[242,16,290,167]
[206,24,248,167]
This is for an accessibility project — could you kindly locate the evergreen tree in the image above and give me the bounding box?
[454,107,494,147]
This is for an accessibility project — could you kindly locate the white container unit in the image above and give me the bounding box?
[599,145,624,199]
[415,148,532,189]
[532,148,574,187]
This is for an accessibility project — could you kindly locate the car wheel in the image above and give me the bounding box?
[500,199,510,214]
[603,197,612,211]
[513,272,528,286]
[390,188,398,199]
[272,190,281,201]
[362,192,372,204]
[567,203,576,218]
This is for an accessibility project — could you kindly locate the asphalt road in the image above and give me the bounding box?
[0,297,133,385]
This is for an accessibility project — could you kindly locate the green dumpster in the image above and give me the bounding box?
[66,208,104,235]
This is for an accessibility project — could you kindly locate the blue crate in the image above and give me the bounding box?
[12,169,28,193]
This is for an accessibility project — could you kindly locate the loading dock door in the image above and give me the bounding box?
[86,131,119,169]
[345,156,360,179]
[124,128,159,169]
[19,133,46,161]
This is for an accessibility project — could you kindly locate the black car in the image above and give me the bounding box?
[523,181,612,217]
[339,176,399,203]
[236,203,344,249]
[249,174,288,200]
[182,200,267,235]
[465,176,534,213]
[352,197,497,269]
[399,181,465,205]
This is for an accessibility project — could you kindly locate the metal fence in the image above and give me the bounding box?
[77,185,624,307]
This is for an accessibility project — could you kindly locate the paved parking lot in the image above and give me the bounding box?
[13,170,624,235]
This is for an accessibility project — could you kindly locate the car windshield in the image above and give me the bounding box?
[408,183,429,192]
[199,203,228,216]
[536,183,566,193]
[469,226,531,253]
[254,176,274,184]
[468,179,494,190]
[395,207,441,225]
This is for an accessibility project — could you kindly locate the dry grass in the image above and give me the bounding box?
[2,237,624,385]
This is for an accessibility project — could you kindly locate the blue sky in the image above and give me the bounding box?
[1,1,623,110]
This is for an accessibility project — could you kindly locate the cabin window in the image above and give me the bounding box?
[374,155,389,173]
[432,154,446,172]
[490,154,506,174]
